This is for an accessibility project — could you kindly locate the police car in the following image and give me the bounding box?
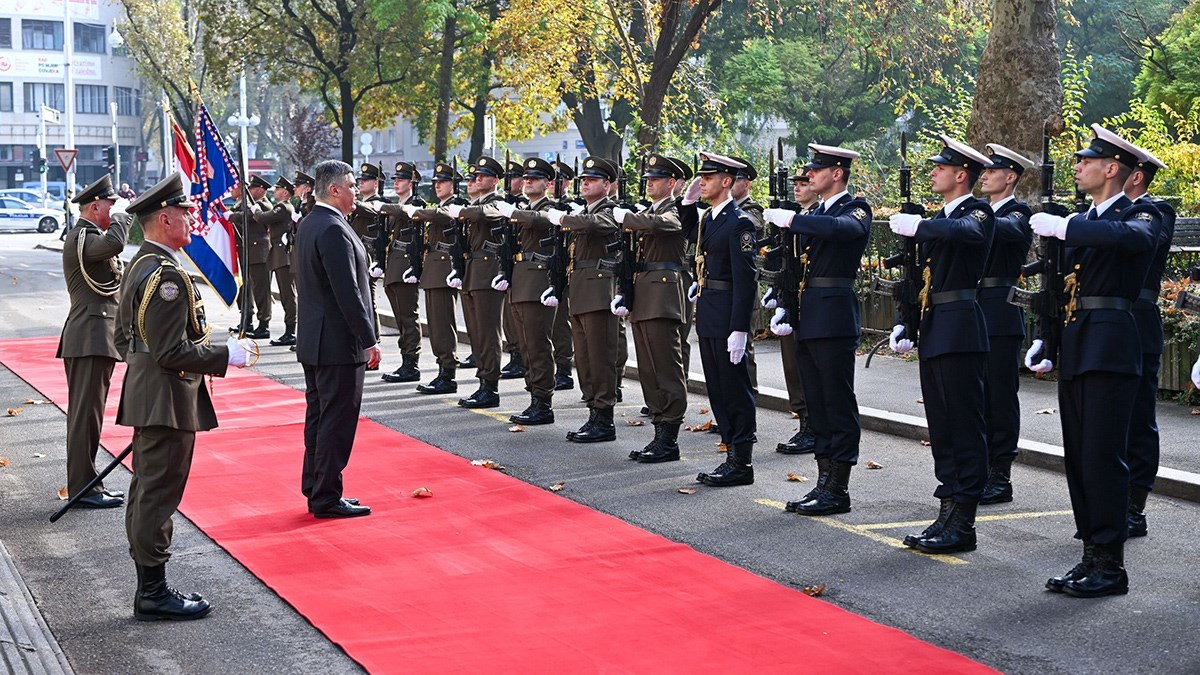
[0,196,61,233]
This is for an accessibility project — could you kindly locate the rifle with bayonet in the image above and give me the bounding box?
[543,153,571,303]
[611,152,638,311]
[773,139,800,212]
[1007,124,1073,370]
[494,149,517,285]
[757,145,801,329]
[449,157,468,283]
[870,131,926,353]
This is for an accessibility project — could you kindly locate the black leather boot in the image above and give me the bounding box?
[567,408,597,441]
[511,395,554,425]
[1063,543,1129,598]
[554,367,574,391]
[1047,542,1095,593]
[792,461,852,515]
[632,422,661,459]
[459,379,500,408]
[915,501,977,554]
[247,322,271,340]
[786,457,831,512]
[134,564,211,621]
[500,352,526,379]
[904,498,954,548]
[1127,485,1149,537]
[460,354,477,369]
[416,368,457,394]
[979,460,1014,505]
[638,422,680,463]
[270,326,296,346]
[699,442,754,486]
[776,416,817,454]
[382,355,421,383]
[572,407,616,443]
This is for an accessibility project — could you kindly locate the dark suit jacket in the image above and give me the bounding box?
[915,196,995,359]
[978,198,1033,338]
[696,201,757,339]
[294,204,376,366]
[785,193,872,341]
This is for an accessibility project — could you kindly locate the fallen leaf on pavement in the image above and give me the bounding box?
[686,419,713,432]
[677,487,697,495]
[508,425,526,432]
[411,487,433,498]
[866,460,884,469]
[23,399,51,405]
[1035,408,1056,415]
[470,459,505,471]
[1192,408,1200,415]
[718,443,728,453]
[699,408,709,414]
[6,407,22,416]
[626,420,645,426]
[549,482,565,492]
[916,398,924,404]
[32,453,45,458]
[803,583,827,597]
[0,458,9,468]
[920,440,931,447]
[790,412,800,419]
[786,472,808,482]
[57,487,68,500]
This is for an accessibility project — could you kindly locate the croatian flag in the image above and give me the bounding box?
[180,103,241,308]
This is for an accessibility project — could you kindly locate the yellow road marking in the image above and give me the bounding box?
[446,399,517,424]
[756,499,967,566]
[857,510,1075,531]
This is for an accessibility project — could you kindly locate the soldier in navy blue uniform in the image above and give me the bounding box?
[1120,146,1173,538]
[888,135,995,554]
[976,144,1035,505]
[1028,124,1158,597]
[690,153,758,487]
[763,144,871,515]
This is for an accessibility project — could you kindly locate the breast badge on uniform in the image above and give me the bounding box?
[740,230,755,252]
[159,281,180,302]
[968,210,988,222]
[851,208,868,222]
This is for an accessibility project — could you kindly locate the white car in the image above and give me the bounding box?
[0,196,61,233]
[0,189,53,207]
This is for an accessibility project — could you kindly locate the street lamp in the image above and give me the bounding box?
[107,26,124,51]
[109,100,120,187]
[227,74,260,181]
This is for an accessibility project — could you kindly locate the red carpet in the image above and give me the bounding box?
[0,336,995,673]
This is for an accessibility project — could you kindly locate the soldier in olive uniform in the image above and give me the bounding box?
[411,162,468,394]
[57,175,130,508]
[546,157,622,442]
[613,155,689,462]
[500,159,528,380]
[294,170,316,221]
[376,162,427,383]
[494,158,561,424]
[227,182,261,336]
[257,176,299,346]
[115,173,255,621]
[550,160,577,390]
[245,175,274,339]
[347,164,387,368]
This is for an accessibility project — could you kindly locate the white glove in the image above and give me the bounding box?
[402,267,418,284]
[446,204,464,219]
[546,209,566,226]
[569,202,585,214]
[763,208,794,229]
[369,263,385,279]
[681,178,702,205]
[727,331,748,364]
[1191,353,1200,389]
[613,207,630,224]
[281,232,292,247]
[446,269,462,289]
[889,324,913,354]
[1030,212,1070,240]
[110,197,131,216]
[610,295,630,318]
[1025,339,1054,373]
[687,281,699,303]
[226,336,254,368]
[889,213,921,237]
[761,288,778,309]
[769,307,792,336]
[494,201,517,218]
[490,273,509,292]
[290,210,301,223]
[401,204,418,217]
[540,287,559,307]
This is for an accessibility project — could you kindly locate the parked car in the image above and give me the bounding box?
[0,189,54,207]
[0,197,61,233]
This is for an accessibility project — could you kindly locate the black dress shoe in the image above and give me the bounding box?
[382,357,421,383]
[313,502,372,518]
[554,372,574,391]
[416,370,457,394]
[270,332,296,346]
[342,498,360,506]
[246,326,271,340]
[639,406,651,417]
[103,488,125,498]
[76,492,124,509]
[289,345,296,352]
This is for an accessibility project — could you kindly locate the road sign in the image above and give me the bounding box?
[40,106,62,125]
[55,149,78,172]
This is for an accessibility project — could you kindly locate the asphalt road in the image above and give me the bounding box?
[1,232,1198,674]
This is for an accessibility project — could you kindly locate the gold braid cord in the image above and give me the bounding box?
[76,230,122,297]
[919,265,933,313]
[1063,272,1079,325]
[135,259,213,348]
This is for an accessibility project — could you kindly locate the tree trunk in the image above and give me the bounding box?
[468,94,488,160]
[339,78,355,164]
[435,14,457,161]
[967,0,1063,203]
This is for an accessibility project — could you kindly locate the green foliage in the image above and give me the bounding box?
[1106,98,1200,214]
[1134,1,1200,133]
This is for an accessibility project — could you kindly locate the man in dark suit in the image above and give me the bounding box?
[690,153,758,487]
[294,160,381,519]
[57,174,130,509]
[763,143,872,514]
[976,144,1035,505]
[1029,125,1157,597]
[888,135,995,554]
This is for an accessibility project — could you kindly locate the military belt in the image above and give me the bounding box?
[574,258,618,271]
[1138,289,1158,303]
[390,240,413,250]
[1076,296,1133,311]
[804,277,853,289]
[641,261,685,272]
[434,242,454,253]
[929,289,978,305]
[480,240,503,254]
[700,278,732,291]
[978,277,1018,289]
[516,251,554,263]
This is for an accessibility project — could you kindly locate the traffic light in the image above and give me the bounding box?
[31,148,41,175]
[103,145,116,171]
[37,151,47,175]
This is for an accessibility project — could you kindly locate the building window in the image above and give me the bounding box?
[0,83,12,113]
[0,19,12,49]
[76,84,108,114]
[74,23,106,54]
[22,20,64,51]
[115,87,140,116]
[23,83,65,112]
